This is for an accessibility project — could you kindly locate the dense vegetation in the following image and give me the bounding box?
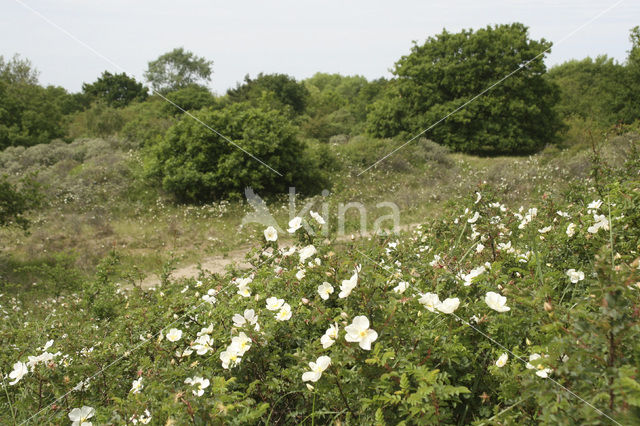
[1,22,640,425]
[367,23,562,155]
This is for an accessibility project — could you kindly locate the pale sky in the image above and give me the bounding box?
[1,0,637,95]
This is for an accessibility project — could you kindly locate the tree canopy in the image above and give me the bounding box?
[82,71,148,108]
[366,23,562,155]
[0,55,71,149]
[227,73,309,115]
[144,48,213,94]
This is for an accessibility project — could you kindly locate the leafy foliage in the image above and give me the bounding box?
[367,23,563,155]
[0,55,71,149]
[147,103,322,202]
[144,47,213,94]
[0,173,41,230]
[82,71,148,108]
[227,73,309,115]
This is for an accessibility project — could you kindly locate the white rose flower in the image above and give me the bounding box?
[484,292,511,312]
[436,298,460,314]
[310,210,326,225]
[302,355,331,382]
[264,226,278,242]
[166,328,182,342]
[344,315,378,350]
[566,269,585,283]
[317,282,334,300]
[418,292,441,312]
[8,361,28,385]
[393,281,409,294]
[266,297,285,311]
[468,211,481,224]
[276,303,292,321]
[495,353,508,367]
[69,406,95,426]
[287,217,303,233]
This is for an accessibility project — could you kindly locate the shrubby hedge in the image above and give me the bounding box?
[146,103,325,202]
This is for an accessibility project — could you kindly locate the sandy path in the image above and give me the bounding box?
[138,223,421,289]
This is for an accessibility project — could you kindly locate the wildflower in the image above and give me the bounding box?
[220,347,241,369]
[193,335,214,355]
[230,332,252,356]
[418,293,440,312]
[69,406,95,426]
[476,243,485,253]
[566,269,585,283]
[310,211,326,225]
[587,199,603,211]
[468,212,481,224]
[517,251,531,263]
[131,409,152,425]
[8,361,28,385]
[338,269,359,298]
[526,354,552,378]
[197,324,213,336]
[497,241,514,254]
[237,283,251,298]
[295,269,306,280]
[276,303,292,321]
[232,309,259,330]
[393,281,409,294]
[302,356,331,382]
[459,265,485,286]
[321,323,339,348]
[166,328,182,342]
[495,353,508,367]
[436,298,460,314]
[202,289,217,303]
[184,376,210,396]
[282,246,297,257]
[484,292,511,312]
[429,254,442,267]
[288,217,303,233]
[298,245,317,263]
[264,226,278,242]
[538,226,552,234]
[566,223,576,238]
[344,315,378,350]
[317,282,334,300]
[475,192,482,204]
[130,377,143,394]
[266,297,285,311]
[587,214,609,234]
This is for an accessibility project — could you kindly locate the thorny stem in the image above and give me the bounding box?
[332,367,355,418]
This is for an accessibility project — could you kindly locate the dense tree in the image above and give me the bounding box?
[620,26,640,123]
[144,48,213,94]
[547,56,627,126]
[163,84,218,115]
[147,103,319,202]
[302,73,386,139]
[0,55,69,149]
[366,23,562,155]
[227,73,309,115]
[82,71,148,108]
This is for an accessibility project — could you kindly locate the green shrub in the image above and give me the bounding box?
[147,103,323,202]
